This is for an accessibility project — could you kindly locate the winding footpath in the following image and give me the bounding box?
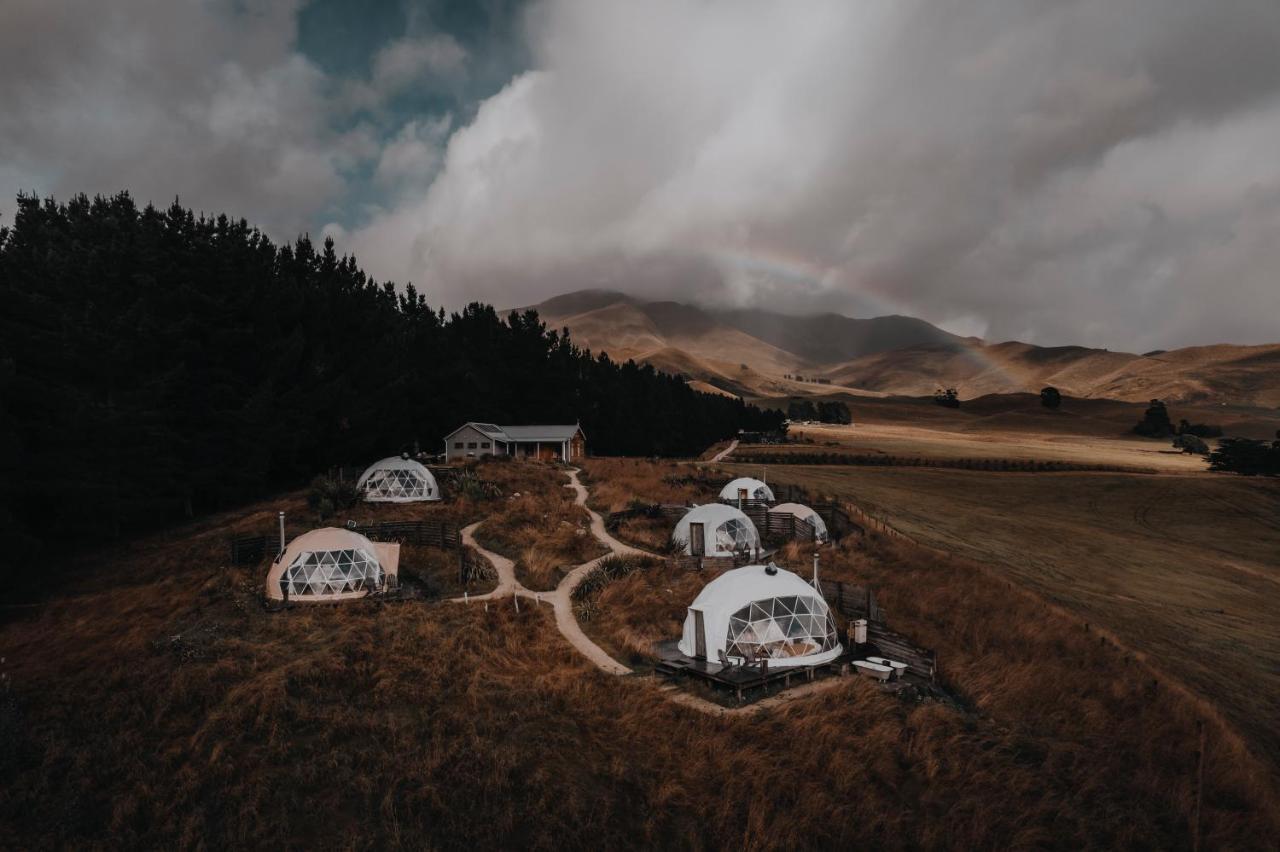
[454,466,850,715]
[708,439,738,463]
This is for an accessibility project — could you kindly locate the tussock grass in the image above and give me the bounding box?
[578,458,704,512]
[471,462,607,590]
[3,457,1278,848]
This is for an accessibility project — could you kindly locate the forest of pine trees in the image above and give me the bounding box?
[0,192,782,563]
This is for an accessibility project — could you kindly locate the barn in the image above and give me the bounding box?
[443,422,586,462]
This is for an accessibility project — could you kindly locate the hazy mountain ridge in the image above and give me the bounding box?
[521,290,1280,405]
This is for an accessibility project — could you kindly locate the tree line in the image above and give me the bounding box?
[0,192,782,564]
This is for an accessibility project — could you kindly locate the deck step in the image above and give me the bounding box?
[655,660,690,678]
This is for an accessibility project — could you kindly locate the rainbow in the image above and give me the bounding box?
[703,245,1029,392]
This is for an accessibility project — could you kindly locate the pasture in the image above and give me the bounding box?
[736,462,1280,774]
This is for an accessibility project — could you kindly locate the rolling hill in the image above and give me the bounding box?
[521,290,1280,406]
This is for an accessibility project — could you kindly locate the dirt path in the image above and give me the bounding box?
[708,439,738,463]
[453,466,852,715]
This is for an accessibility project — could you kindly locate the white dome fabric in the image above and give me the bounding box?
[265,528,393,602]
[679,564,842,668]
[770,502,830,542]
[357,456,440,502]
[719,477,775,503]
[672,504,761,557]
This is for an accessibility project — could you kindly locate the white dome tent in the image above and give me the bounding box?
[672,504,761,558]
[357,455,440,502]
[770,502,830,543]
[719,476,775,504]
[265,528,400,602]
[679,564,842,667]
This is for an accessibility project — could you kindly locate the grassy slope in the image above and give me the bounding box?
[2,458,1279,848]
[743,463,1280,775]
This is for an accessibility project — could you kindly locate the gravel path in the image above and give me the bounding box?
[453,465,849,714]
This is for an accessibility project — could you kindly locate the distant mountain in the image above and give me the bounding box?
[521,289,1280,406]
[715,308,965,364]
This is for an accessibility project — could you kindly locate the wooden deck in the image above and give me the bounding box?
[654,640,836,702]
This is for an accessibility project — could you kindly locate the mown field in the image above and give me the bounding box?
[736,462,1280,777]
[2,457,1279,848]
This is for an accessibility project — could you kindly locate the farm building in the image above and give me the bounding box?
[719,476,775,504]
[443,422,586,462]
[678,563,842,667]
[357,456,440,502]
[265,528,400,603]
[672,504,761,558]
[769,503,829,543]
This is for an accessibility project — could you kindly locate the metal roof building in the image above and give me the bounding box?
[443,422,586,462]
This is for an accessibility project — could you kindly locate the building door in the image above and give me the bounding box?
[692,609,706,660]
[689,522,705,556]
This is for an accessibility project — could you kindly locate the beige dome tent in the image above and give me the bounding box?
[357,456,440,502]
[769,502,830,543]
[672,504,760,558]
[265,527,400,602]
[679,563,842,667]
[719,476,775,504]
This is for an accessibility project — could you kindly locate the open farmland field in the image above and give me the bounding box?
[736,463,1280,775]
[756,392,1280,474]
[761,421,1209,472]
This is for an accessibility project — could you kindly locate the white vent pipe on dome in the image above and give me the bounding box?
[278,511,286,557]
[813,551,820,589]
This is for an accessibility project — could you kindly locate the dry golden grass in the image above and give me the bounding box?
[577,457,705,512]
[746,463,1280,777]
[3,457,1279,849]
[471,462,607,590]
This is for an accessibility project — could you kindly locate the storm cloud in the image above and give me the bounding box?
[349,0,1280,349]
[3,0,1279,349]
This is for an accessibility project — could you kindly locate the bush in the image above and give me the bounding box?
[1172,434,1209,455]
[306,475,361,520]
[1040,386,1062,409]
[934,388,960,408]
[1177,419,1223,438]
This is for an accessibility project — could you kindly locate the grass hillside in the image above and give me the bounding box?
[524,289,1280,405]
[2,457,1278,848]
[741,463,1280,779]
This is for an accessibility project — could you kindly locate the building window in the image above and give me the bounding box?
[453,442,463,449]
[467,442,478,449]
[481,441,491,449]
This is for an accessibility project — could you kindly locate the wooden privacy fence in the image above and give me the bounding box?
[228,518,460,565]
[819,578,937,682]
[819,579,885,624]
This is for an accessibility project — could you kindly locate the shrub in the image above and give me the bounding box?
[1172,434,1209,455]
[306,475,360,520]
[1040,386,1062,409]
[1177,419,1223,438]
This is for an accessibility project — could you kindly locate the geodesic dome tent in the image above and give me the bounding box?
[672,504,761,558]
[769,502,830,543]
[718,476,775,504]
[679,563,842,667]
[357,456,440,502]
[265,528,401,602]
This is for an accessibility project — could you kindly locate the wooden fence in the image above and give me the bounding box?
[819,579,884,624]
[228,518,460,565]
[818,578,937,682]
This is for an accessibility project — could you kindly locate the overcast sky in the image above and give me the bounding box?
[3,0,1279,350]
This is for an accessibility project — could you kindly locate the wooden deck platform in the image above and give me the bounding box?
[654,640,835,701]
